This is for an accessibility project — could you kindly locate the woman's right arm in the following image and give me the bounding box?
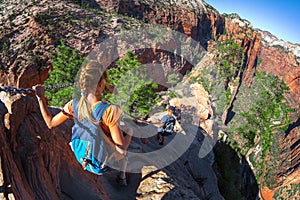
[103,105,132,151]
[33,84,70,129]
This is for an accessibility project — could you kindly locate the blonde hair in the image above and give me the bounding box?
[77,60,108,123]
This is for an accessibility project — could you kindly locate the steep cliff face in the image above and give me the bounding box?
[0,1,53,87]
[0,84,223,200]
[0,92,110,200]
[0,0,299,199]
[256,30,300,200]
[0,0,144,88]
[258,30,300,106]
[220,14,262,86]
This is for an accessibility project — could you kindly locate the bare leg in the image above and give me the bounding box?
[159,136,165,145]
[157,132,161,140]
[118,132,132,181]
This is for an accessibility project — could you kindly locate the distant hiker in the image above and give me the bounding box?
[33,60,132,186]
[156,106,176,145]
[169,98,181,124]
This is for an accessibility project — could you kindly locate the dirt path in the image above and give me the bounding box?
[99,169,142,200]
[97,133,176,200]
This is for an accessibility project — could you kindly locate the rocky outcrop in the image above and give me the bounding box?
[0,0,299,199]
[0,82,222,199]
[221,14,262,86]
[0,0,141,88]
[1,1,298,107]
[258,30,300,106]
[94,0,262,87]
[0,1,54,88]
[253,31,300,199]
[0,92,112,199]
[208,14,299,200]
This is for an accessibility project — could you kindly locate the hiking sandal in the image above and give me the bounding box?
[116,175,128,187]
[157,135,164,145]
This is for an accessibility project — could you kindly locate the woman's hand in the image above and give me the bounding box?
[32,84,45,100]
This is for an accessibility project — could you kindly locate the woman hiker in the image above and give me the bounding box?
[33,60,132,186]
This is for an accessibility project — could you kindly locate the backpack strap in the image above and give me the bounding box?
[93,102,128,164]
[61,108,74,118]
[71,100,126,173]
[92,102,111,122]
[92,102,126,162]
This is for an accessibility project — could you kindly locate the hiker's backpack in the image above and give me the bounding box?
[163,116,176,133]
[70,99,113,175]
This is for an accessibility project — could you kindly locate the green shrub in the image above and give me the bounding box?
[167,73,180,87]
[257,57,263,66]
[45,39,84,107]
[238,72,293,157]
[194,39,244,116]
[214,39,244,84]
[106,50,158,119]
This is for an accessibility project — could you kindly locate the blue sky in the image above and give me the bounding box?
[204,0,300,44]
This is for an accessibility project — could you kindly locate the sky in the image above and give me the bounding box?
[204,0,300,44]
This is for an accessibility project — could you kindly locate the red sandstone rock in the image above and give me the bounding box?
[0,0,298,199]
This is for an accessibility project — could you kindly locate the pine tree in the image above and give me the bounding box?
[45,39,84,107]
[106,50,158,119]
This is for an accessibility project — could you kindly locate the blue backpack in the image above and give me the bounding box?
[70,99,113,175]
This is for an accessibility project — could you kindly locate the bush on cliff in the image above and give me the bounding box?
[45,39,84,107]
